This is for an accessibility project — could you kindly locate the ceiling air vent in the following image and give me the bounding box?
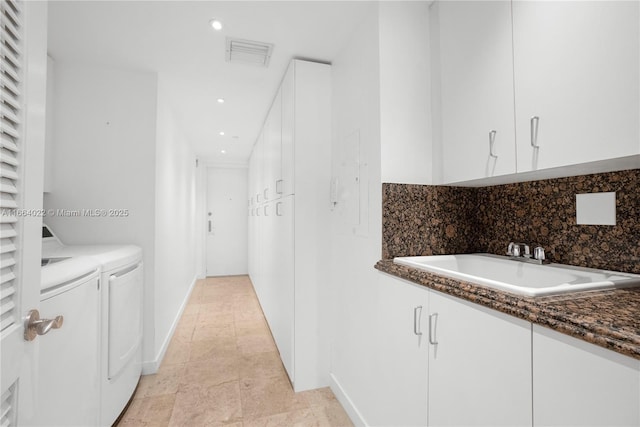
[225,37,274,67]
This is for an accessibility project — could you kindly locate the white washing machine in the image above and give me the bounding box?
[31,256,101,426]
[42,224,143,426]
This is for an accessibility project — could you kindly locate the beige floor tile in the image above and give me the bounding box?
[311,402,354,427]
[161,340,191,367]
[189,337,238,361]
[118,394,175,426]
[121,275,353,427]
[240,375,309,420]
[243,408,325,427]
[136,364,185,398]
[182,303,200,316]
[169,381,242,427]
[197,311,235,327]
[180,356,239,388]
[236,332,278,354]
[192,321,235,341]
[299,387,338,408]
[238,351,286,380]
[235,318,271,337]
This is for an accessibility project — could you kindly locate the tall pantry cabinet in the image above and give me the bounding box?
[248,59,331,392]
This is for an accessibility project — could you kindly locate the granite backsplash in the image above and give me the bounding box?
[382,169,640,274]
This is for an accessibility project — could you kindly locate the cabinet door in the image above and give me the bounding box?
[272,196,294,381]
[281,61,295,196]
[374,273,429,427]
[268,88,283,199]
[533,325,640,426]
[428,291,532,427]
[436,1,516,184]
[513,1,640,172]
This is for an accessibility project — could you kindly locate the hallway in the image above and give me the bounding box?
[118,275,353,426]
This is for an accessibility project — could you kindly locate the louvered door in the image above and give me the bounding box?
[0,1,26,425]
[1,0,48,425]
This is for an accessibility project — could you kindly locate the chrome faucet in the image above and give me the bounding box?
[507,242,549,264]
[507,242,530,258]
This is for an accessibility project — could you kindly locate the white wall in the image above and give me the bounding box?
[329,3,433,424]
[153,76,199,367]
[44,64,200,369]
[329,4,383,425]
[44,62,158,362]
[379,2,433,185]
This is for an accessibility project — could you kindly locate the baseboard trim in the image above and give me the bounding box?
[329,373,368,427]
[141,274,198,375]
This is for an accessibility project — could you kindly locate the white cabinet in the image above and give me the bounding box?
[435,0,516,184]
[263,88,282,201]
[247,59,330,391]
[280,61,294,196]
[533,325,640,427]
[374,272,429,427]
[433,1,640,183]
[428,290,532,427]
[513,1,639,173]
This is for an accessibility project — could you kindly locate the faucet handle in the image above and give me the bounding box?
[534,246,546,261]
[507,242,516,256]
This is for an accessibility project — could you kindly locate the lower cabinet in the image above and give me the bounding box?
[428,291,532,427]
[375,273,531,427]
[375,273,429,426]
[532,325,640,427]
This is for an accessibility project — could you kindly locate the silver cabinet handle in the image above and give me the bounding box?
[413,306,423,336]
[276,179,283,195]
[276,202,283,217]
[25,309,63,341]
[263,205,268,216]
[208,220,212,232]
[489,130,498,158]
[256,207,261,217]
[530,116,540,148]
[428,313,438,345]
[263,188,269,200]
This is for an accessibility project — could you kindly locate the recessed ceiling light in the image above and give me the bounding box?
[219,131,225,136]
[221,150,226,154]
[210,19,223,31]
[217,98,225,104]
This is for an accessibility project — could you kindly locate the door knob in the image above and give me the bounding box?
[24,309,63,341]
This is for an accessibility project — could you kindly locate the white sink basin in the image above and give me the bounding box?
[393,254,640,297]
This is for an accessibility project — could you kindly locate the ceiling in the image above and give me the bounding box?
[47,1,374,165]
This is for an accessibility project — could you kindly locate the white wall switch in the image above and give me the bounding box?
[576,192,616,226]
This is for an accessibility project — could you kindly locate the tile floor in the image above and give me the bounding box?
[118,275,354,427]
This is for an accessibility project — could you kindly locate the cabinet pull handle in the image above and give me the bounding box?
[264,188,269,200]
[530,116,540,148]
[276,202,283,216]
[489,130,498,158]
[276,179,284,194]
[208,220,212,232]
[413,306,423,336]
[263,206,268,217]
[428,313,438,345]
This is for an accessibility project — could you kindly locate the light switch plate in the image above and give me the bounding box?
[576,192,616,226]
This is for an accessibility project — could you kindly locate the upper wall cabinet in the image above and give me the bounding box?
[513,1,639,173]
[434,1,516,184]
[432,1,640,184]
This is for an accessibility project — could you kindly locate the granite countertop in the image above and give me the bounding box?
[375,259,640,360]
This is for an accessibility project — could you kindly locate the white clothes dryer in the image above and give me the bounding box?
[31,257,101,426]
[42,224,143,426]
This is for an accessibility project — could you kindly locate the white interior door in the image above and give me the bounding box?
[206,167,248,277]
[1,0,47,424]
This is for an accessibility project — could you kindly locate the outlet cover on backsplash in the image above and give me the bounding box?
[576,192,616,226]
